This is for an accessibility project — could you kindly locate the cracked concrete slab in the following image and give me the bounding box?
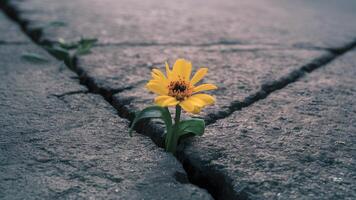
[0,11,28,43]
[100,46,327,121]
[179,49,356,199]
[7,0,356,48]
[4,0,356,125]
[0,31,212,200]
[1,0,356,199]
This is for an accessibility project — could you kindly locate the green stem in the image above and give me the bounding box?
[175,105,181,124]
[166,105,181,153]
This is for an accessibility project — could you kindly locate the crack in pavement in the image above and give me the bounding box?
[204,39,356,125]
[0,3,217,199]
[43,39,330,53]
[2,1,356,199]
[76,69,136,98]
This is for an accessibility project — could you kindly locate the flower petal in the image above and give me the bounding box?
[151,69,169,86]
[146,82,168,95]
[147,79,168,88]
[155,95,172,106]
[192,106,202,114]
[179,98,195,113]
[162,97,179,107]
[190,94,215,106]
[188,96,207,107]
[165,61,172,79]
[190,68,208,85]
[193,84,218,93]
[155,95,178,107]
[172,59,192,81]
[185,96,204,114]
[152,69,166,80]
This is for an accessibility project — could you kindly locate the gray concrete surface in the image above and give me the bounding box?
[0,16,212,200]
[1,0,356,199]
[180,50,356,199]
[8,0,356,47]
[6,0,356,124]
[0,12,28,43]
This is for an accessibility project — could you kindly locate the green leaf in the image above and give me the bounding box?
[75,38,98,55]
[80,38,98,45]
[177,118,205,137]
[129,106,172,137]
[21,53,49,63]
[45,46,70,61]
[76,43,93,55]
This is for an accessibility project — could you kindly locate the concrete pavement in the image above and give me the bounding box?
[1,0,356,199]
[0,12,212,200]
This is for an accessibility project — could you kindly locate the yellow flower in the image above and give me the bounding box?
[146,59,217,114]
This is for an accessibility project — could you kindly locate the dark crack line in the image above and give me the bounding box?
[98,41,329,52]
[204,39,356,125]
[172,39,356,200]
[0,2,217,199]
[3,2,356,200]
[37,31,328,52]
[75,69,134,97]
[75,41,328,52]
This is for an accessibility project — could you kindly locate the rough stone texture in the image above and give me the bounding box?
[1,0,356,199]
[103,46,326,120]
[180,50,356,199]
[0,45,212,199]
[6,0,356,124]
[8,0,356,48]
[0,11,28,43]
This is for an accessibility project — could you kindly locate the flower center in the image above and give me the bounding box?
[168,79,192,101]
[173,84,186,92]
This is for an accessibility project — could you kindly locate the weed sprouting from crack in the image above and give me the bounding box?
[20,37,98,68]
[44,37,98,68]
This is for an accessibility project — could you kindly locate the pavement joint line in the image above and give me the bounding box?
[2,2,356,199]
[204,39,356,125]
[45,39,331,52]
[76,70,137,96]
[0,3,218,199]
[2,2,353,126]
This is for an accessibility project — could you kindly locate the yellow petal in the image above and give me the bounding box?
[152,69,166,80]
[147,79,168,88]
[186,96,204,114]
[155,95,172,106]
[172,59,192,81]
[162,97,179,107]
[155,95,179,107]
[165,61,172,79]
[190,68,208,85]
[192,106,202,114]
[190,94,215,105]
[193,84,217,93]
[146,83,168,95]
[188,96,207,107]
[179,98,195,113]
[147,79,161,85]
[151,70,168,86]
